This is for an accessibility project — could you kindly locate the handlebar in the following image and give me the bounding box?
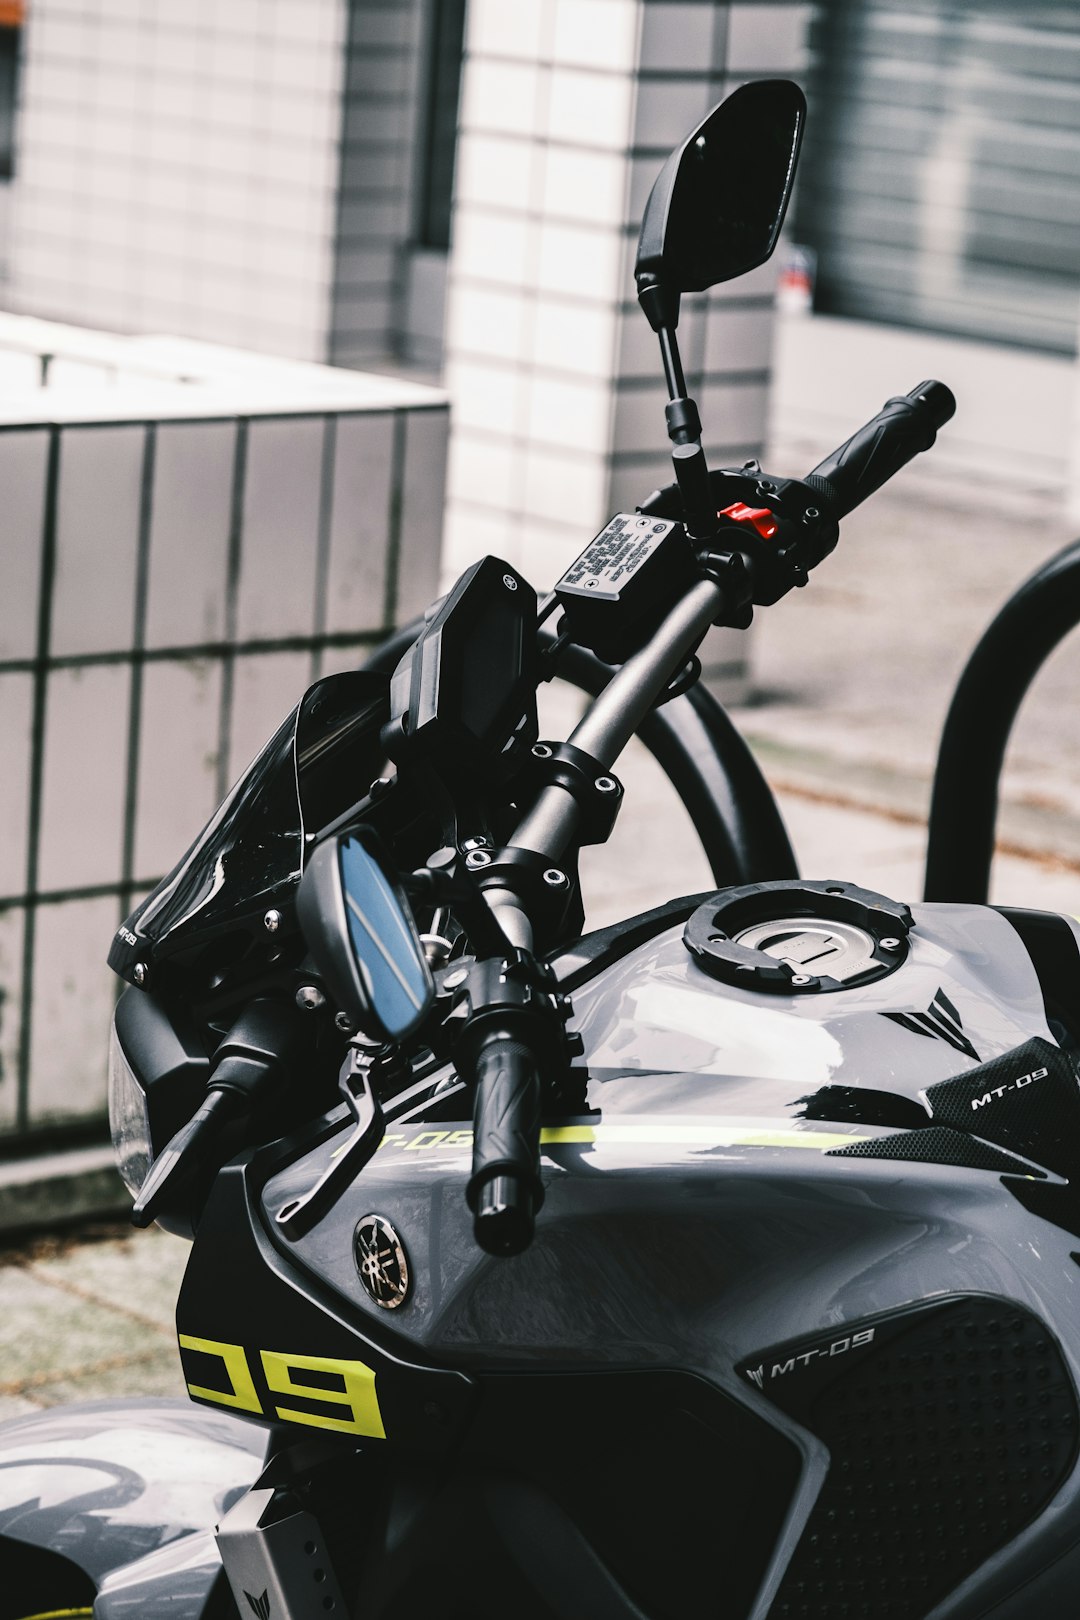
[806,380,956,520]
[465,1028,544,1257]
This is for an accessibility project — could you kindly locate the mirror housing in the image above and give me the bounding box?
[298,827,434,1044]
[635,78,805,331]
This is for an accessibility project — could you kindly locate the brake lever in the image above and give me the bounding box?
[274,1046,385,1240]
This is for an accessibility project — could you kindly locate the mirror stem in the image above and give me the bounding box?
[654,325,716,542]
[658,326,687,401]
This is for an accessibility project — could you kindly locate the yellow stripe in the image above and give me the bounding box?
[375,1122,863,1154]
[540,1125,597,1144]
[12,1611,95,1619]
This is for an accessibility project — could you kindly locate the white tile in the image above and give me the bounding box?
[446,282,528,364]
[546,66,634,151]
[531,296,619,378]
[725,3,810,72]
[608,453,671,512]
[0,430,48,662]
[397,409,450,623]
[447,429,520,514]
[640,3,718,71]
[134,659,225,879]
[454,130,534,213]
[90,65,141,116]
[541,143,626,228]
[93,17,143,70]
[522,444,608,528]
[613,379,671,456]
[30,59,87,110]
[146,420,238,649]
[699,377,770,445]
[51,425,146,658]
[0,675,33,898]
[267,44,341,99]
[29,107,84,149]
[145,117,198,166]
[37,664,130,892]
[452,208,532,289]
[633,76,712,149]
[526,373,612,456]
[236,416,325,642]
[703,306,775,374]
[444,356,524,437]
[146,75,199,121]
[467,0,548,61]
[551,0,639,73]
[29,896,116,1125]
[322,411,395,636]
[460,58,541,140]
[535,219,624,302]
[0,911,24,1131]
[82,158,135,205]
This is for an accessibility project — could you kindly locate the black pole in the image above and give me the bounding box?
[924,538,1080,904]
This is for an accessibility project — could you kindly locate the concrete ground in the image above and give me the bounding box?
[4,472,1080,1421]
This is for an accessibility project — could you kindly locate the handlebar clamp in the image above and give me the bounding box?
[519,741,624,846]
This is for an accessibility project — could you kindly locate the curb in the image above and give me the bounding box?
[0,1146,131,1238]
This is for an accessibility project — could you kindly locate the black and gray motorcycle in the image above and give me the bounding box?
[4,80,1080,1620]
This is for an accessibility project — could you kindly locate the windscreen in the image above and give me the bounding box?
[125,671,391,965]
[124,708,303,959]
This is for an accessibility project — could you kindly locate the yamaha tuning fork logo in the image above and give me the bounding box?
[354,1214,411,1309]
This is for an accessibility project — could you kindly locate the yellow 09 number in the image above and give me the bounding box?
[178,1335,386,1439]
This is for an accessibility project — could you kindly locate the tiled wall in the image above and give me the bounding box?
[0,385,447,1145]
[442,0,810,609]
[8,0,348,359]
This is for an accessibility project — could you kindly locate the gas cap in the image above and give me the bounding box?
[684,879,912,994]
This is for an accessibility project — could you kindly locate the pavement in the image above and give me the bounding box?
[4,470,1080,1418]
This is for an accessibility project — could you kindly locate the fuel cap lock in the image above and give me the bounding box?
[683,880,913,994]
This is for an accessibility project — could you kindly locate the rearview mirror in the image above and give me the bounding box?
[635,78,805,328]
[298,827,434,1043]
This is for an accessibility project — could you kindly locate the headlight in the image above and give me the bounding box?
[108,1015,152,1197]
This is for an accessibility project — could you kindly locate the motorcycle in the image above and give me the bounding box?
[3,77,1079,1620]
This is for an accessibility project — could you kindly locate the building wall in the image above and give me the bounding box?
[7,0,348,360]
[441,0,809,694]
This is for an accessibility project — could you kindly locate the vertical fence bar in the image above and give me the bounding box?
[16,425,61,1133]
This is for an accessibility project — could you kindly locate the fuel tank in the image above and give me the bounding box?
[256,895,1080,1375]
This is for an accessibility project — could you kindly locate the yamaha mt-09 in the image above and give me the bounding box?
[4,78,1080,1620]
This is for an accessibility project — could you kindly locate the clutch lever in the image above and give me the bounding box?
[275,1045,385,1240]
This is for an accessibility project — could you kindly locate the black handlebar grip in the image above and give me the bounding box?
[807,380,956,520]
[466,1030,543,1257]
